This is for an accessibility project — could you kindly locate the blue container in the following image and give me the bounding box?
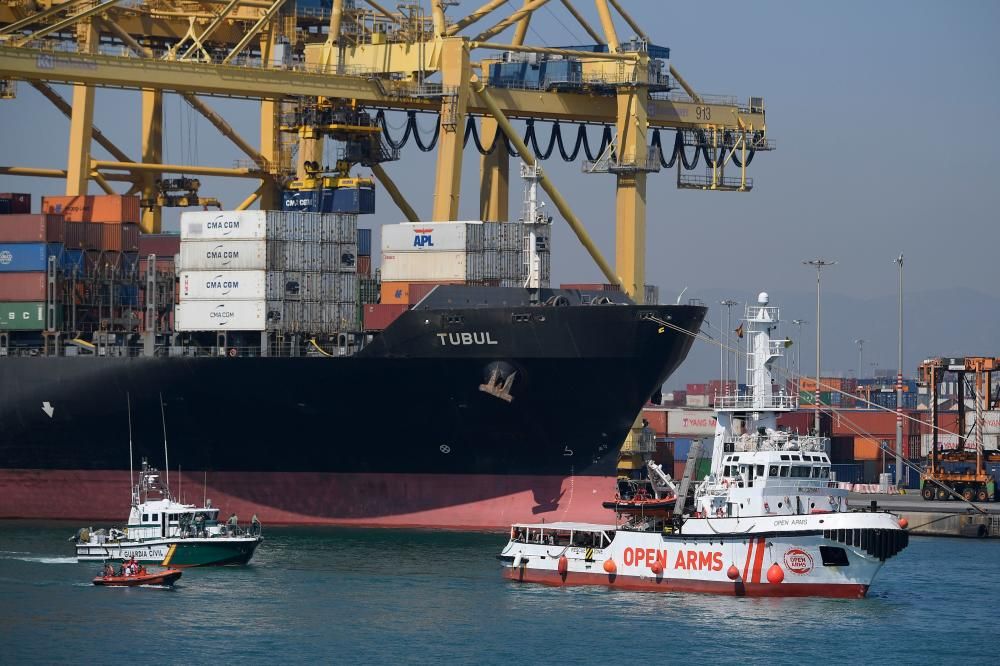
[118,284,139,306]
[831,463,863,484]
[330,186,375,214]
[282,189,324,212]
[357,228,372,256]
[60,248,85,274]
[122,251,139,275]
[673,438,693,460]
[0,242,63,272]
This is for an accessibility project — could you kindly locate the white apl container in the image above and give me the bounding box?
[178,270,266,300]
[175,300,266,331]
[381,221,484,253]
[381,250,468,281]
[180,210,267,240]
[178,239,267,271]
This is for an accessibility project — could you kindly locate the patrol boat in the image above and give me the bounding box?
[74,460,262,566]
[498,293,909,598]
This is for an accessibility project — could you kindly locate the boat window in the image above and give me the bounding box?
[779,466,790,477]
[723,465,731,477]
[819,545,850,566]
[780,454,790,461]
[769,465,779,477]
[152,513,158,521]
[142,514,148,522]
[820,467,830,478]
[757,465,765,477]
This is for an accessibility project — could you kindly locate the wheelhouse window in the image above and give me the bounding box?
[142,514,148,522]
[769,465,779,477]
[779,466,790,477]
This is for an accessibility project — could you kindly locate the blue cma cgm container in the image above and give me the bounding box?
[282,186,375,214]
[0,242,64,272]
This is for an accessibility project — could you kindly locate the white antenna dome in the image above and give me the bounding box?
[757,291,769,305]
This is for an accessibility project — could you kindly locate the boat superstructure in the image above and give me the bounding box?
[499,293,909,597]
[74,460,262,566]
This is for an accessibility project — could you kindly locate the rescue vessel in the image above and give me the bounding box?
[499,293,909,597]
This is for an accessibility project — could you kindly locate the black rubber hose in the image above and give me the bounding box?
[411,114,440,152]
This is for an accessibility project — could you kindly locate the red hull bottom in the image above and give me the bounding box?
[0,469,617,530]
[501,568,870,599]
[93,569,183,586]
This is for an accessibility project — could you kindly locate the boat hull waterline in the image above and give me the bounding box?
[92,568,183,587]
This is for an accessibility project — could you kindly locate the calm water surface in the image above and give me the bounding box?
[0,522,996,664]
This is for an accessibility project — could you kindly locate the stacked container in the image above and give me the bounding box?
[379,221,551,302]
[175,210,358,333]
[0,212,64,331]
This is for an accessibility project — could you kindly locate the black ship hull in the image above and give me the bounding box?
[0,300,705,528]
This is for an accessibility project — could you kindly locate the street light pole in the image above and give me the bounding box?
[854,338,865,379]
[894,253,904,485]
[804,259,836,434]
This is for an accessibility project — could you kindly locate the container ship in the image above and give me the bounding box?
[0,191,706,529]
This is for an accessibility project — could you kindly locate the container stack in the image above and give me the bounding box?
[175,210,358,333]
[0,199,63,331]
[42,195,140,281]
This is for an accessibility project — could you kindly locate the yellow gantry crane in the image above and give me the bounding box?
[0,0,771,478]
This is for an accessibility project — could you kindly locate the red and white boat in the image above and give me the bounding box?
[92,566,183,587]
[499,293,909,598]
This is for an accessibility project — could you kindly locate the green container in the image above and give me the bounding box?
[0,302,60,331]
[799,390,833,405]
[694,457,713,481]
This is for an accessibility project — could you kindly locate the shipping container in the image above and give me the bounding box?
[673,438,693,460]
[685,394,709,408]
[175,300,265,331]
[0,242,63,272]
[0,214,64,243]
[61,249,85,275]
[830,463,864,484]
[686,383,708,395]
[138,256,176,275]
[181,210,267,240]
[363,303,408,330]
[357,255,372,277]
[667,409,717,436]
[560,283,622,292]
[99,224,140,252]
[641,408,668,436]
[829,436,854,464]
[64,222,103,250]
[853,436,881,460]
[179,270,267,300]
[41,195,139,223]
[177,239,267,271]
[382,221,485,253]
[0,193,31,215]
[138,233,181,257]
[266,240,324,272]
[357,228,372,256]
[381,251,473,282]
[0,272,48,301]
[0,301,59,330]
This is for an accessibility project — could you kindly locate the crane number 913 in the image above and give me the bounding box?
[696,106,711,121]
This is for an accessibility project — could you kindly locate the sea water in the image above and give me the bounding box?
[0,522,996,663]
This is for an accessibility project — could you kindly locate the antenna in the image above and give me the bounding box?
[127,392,135,504]
[159,392,169,493]
[675,287,688,305]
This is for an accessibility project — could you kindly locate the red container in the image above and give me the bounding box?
[363,303,408,331]
[64,222,103,250]
[100,224,123,252]
[0,193,31,215]
[357,255,372,277]
[138,257,176,275]
[642,408,668,436]
[0,272,48,301]
[138,233,181,257]
[0,214,64,243]
[686,383,708,396]
[41,195,139,224]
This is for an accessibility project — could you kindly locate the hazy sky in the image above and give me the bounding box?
[1,1,997,381]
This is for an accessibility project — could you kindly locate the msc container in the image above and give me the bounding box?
[41,195,139,224]
[178,239,267,271]
[179,270,267,300]
[0,193,31,215]
[0,301,59,330]
[0,243,63,272]
[181,210,267,241]
[382,222,485,253]
[363,303,408,331]
[175,300,266,331]
[357,228,372,256]
[381,251,476,282]
[0,272,47,301]
[0,214,64,243]
[138,233,181,257]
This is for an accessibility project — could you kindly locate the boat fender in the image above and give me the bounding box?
[726,564,740,581]
[228,348,238,357]
[603,559,616,574]
[721,478,730,489]
[783,496,791,507]
[716,508,725,518]
[513,554,523,568]
[898,517,909,529]
[763,502,770,513]
[766,563,784,584]
[650,559,664,576]
[829,496,837,506]
[557,555,568,576]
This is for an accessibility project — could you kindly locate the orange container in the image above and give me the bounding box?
[41,195,140,224]
[853,436,881,460]
[380,280,462,305]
